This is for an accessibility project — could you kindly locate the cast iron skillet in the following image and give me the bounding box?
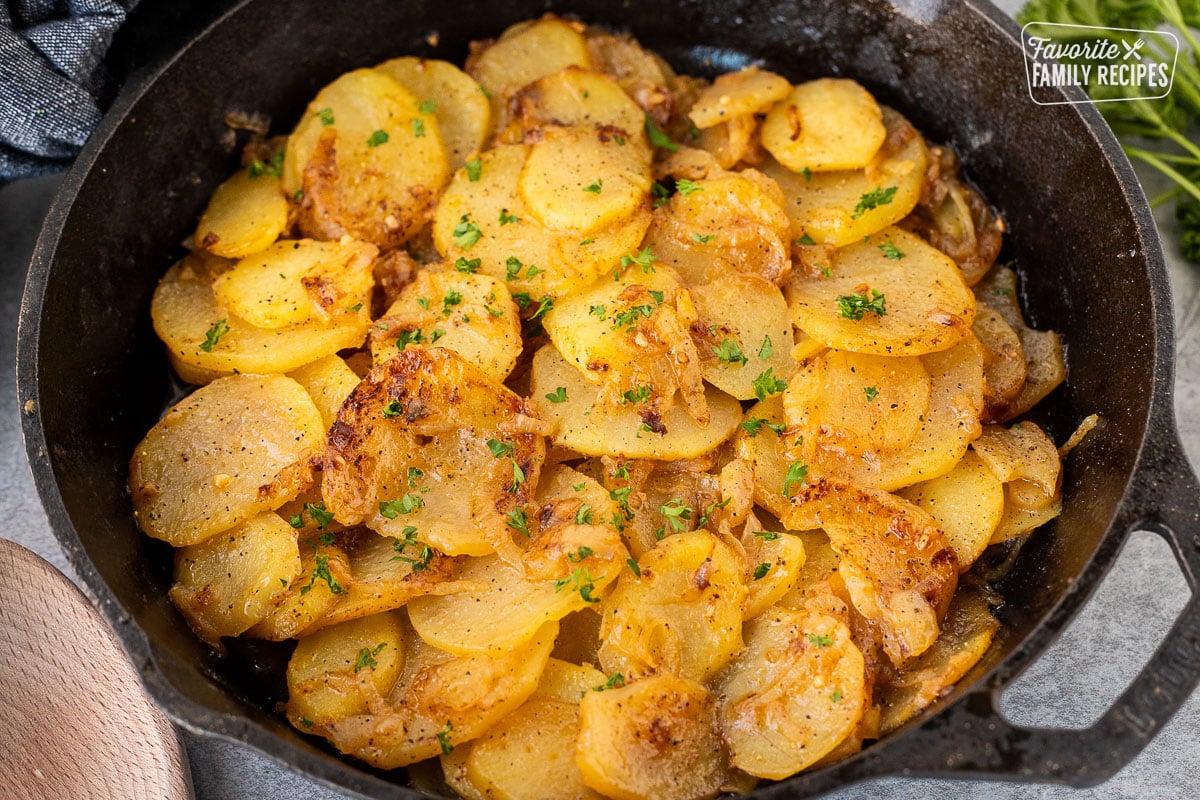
[16,0,1200,797]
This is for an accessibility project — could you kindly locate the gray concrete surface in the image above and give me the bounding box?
[4,0,1200,796]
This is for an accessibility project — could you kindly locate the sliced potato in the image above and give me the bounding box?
[374,57,492,171]
[469,17,592,122]
[990,484,1063,544]
[879,590,999,733]
[761,79,885,172]
[535,658,608,703]
[433,144,652,299]
[169,512,300,645]
[130,374,323,546]
[577,674,731,800]
[741,530,807,619]
[693,115,757,169]
[972,304,1026,421]
[462,698,604,800]
[598,531,746,682]
[322,348,544,557]
[370,269,522,383]
[324,621,556,768]
[506,67,647,144]
[733,396,797,525]
[153,254,373,376]
[287,355,361,431]
[898,451,1005,572]
[786,226,976,357]
[286,611,406,726]
[688,66,791,129]
[246,536,350,641]
[762,107,927,247]
[530,344,743,460]
[284,68,450,248]
[519,125,652,235]
[972,422,1061,508]
[717,607,865,778]
[195,166,289,259]
[583,31,673,125]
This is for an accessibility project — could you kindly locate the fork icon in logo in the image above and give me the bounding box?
[1123,38,1145,60]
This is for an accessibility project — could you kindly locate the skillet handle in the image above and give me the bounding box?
[877,426,1200,787]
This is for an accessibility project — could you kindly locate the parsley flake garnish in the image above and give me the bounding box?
[354,643,386,672]
[851,185,898,219]
[317,107,335,126]
[412,118,425,138]
[693,233,716,244]
[452,215,482,249]
[545,386,568,403]
[199,319,230,352]
[753,562,771,580]
[713,338,748,365]
[454,256,481,273]
[675,179,703,195]
[808,634,834,647]
[878,241,905,259]
[864,386,879,402]
[645,116,679,152]
[783,461,809,498]
[584,179,603,194]
[506,507,530,537]
[367,129,389,147]
[437,721,454,755]
[499,208,519,226]
[836,290,887,320]
[752,368,788,401]
[379,494,425,519]
[465,158,482,181]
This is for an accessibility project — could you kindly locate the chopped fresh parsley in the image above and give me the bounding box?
[851,185,898,219]
[584,179,603,194]
[454,256,481,273]
[366,129,389,147]
[878,241,905,260]
[796,232,816,246]
[304,502,335,529]
[317,107,335,126]
[554,566,601,603]
[407,467,424,487]
[831,689,844,703]
[692,233,716,244]
[783,461,809,498]
[396,328,425,350]
[379,494,425,519]
[808,634,834,647]
[753,562,771,580]
[418,99,437,114]
[437,721,454,755]
[800,166,812,181]
[300,553,345,596]
[621,384,652,405]
[442,288,464,315]
[431,328,447,341]
[758,335,774,360]
[740,417,786,437]
[528,296,554,321]
[394,544,434,572]
[626,557,641,576]
[574,503,595,525]
[659,499,693,534]
[545,386,568,403]
[592,673,626,692]
[645,116,679,152]
[863,386,879,402]
[568,545,595,562]
[199,319,230,352]
[752,368,788,401]
[412,118,425,138]
[651,181,671,208]
[713,338,748,365]
[452,215,482,249]
[753,530,781,541]
[464,157,482,181]
[248,151,284,179]
[588,304,607,320]
[836,290,887,320]
[354,643,386,672]
[611,304,655,330]
[618,247,658,276]
[675,178,703,195]
[499,208,520,226]
[506,507,530,537]
[696,497,732,529]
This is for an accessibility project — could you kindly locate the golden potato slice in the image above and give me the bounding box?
[308,530,469,631]
[529,344,743,460]
[583,32,673,125]
[407,515,626,655]
[287,355,361,432]
[690,274,797,400]
[285,611,406,726]
[370,269,522,383]
[322,348,544,556]
[733,397,803,525]
[598,531,746,682]
[195,166,289,259]
[506,67,647,143]
[972,422,1061,500]
[692,115,756,169]
[283,68,449,248]
[432,144,652,298]
[169,512,300,645]
[741,530,807,620]
[643,170,793,287]
[781,339,984,491]
[761,78,886,172]
[324,620,556,769]
[130,374,323,546]
[246,535,351,640]
[803,482,956,664]
[786,226,976,357]
[717,607,865,778]
[535,658,608,703]
[898,451,1004,572]
[577,674,732,800]
[374,57,492,171]
[462,698,604,800]
[468,16,592,120]
[441,746,490,800]
[152,254,373,376]
[989,482,1063,544]
[879,590,999,733]
[519,126,652,235]
[762,107,927,247]
[972,304,1026,421]
[688,66,791,129]
[778,529,843,605]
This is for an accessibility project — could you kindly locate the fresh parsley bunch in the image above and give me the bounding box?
[1018,0,1200,261]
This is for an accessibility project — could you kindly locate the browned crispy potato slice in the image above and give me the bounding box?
[284,68,449,248]
[879,590,999,733]
[576,674,734,800]
[972,304,1026,422]
[287,355,361,432]
[583,31,673,125]
[246,534,351,640]
[323,620,556,768]
[977,266,1065,421]
[786,226,976,357]
[693,115,756,169]
[688,66,791,129]
[643,170,793,287]
[374,57,492,171]
[370,269,522,382]
[972,422,1061,503]
[520,125,652,235]
[717,607,865,778]
[530,344,743,460]
[408,467,627,655]
[733,396,810,528]
[322,348,545,556]
[762,107,927,247]
[616,460,722,559]
[285,611,406,726]
[990,486,1062,543]
[195,165,289,259]
[130,374,323,546]
[741,529,807,619]
[458,698,604,800]
[794,481,958,664]
[469,16,592,125]
[153,253,374,376]
[433,144,652,299]
[169,512,300,645]
[505,67,646,145]
[598,531,746,682]
[309,530,469,631]
[898,451,1005,572]
[690,274,797,400]
[781,339,984,491]
[761,79,886,172]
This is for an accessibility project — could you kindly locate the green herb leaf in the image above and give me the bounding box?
[621,383,652,404]
[836,290,887,320]
[454,256,481,273]
[645,116,679,152]
[354,642,386,672]
[783,461,808,498]
[584,179,603,194]
[753,530,781,541]
[863,386,879,402]
[465,158,482,181]
[626,557,641,576]
[506,507,530,537]
[499,208,519,226]
[437,721,454,755]
[752,368,788,401]
[796,232,816,246]
[753,562,771,580]
[396,328,425,350]
[199,319,230,352]
[412,118,425,138]
[878,241,905,259]
[851,185,897,218]
[758,335,774,360]
[379,493,425,519]
[692,233,716,243]
[675,178,703,195]
[452,215,482,249]
[367,129,389,147]
[545,386,568,403]
[808,634,834,647]
[713,338,748,365]
[659,499,694,533]
[317,107,335,126]
[418,99,438,114]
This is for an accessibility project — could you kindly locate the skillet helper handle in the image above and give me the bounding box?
[887,428,1200,787]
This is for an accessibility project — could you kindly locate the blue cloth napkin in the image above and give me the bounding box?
[0,0,138,180]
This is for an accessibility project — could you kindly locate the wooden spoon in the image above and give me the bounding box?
[0,538,193,799]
